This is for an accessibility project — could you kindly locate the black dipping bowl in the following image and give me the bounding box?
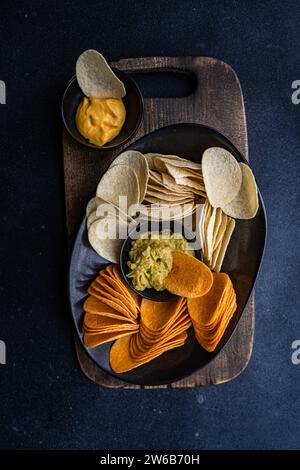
[61,69,144,150]
[119,220,202,302]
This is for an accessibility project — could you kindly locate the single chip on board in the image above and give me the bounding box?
[76,49,126,99]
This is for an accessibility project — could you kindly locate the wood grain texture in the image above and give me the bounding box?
[63,56,254,389]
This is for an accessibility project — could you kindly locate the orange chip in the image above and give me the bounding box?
[84,330,134,349]
[187,272,237,352]
[84,312,133,330]
[83,296,135,322]
[109,295,190,372]
[88,284,135,319]
[110,331,187,373]
[164,251,213,298]
[140,297,184,331]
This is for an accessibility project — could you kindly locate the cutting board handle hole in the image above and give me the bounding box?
[130,71,197,98]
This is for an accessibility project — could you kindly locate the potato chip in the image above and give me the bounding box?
[110,331,187,373]
[94,277,136,314]
[188,273,231,325]
[172,176,206,196]
[187,272,237,351]
[87,203,130,230]
[87,285,134,319]
[83,265,141,349]
[88,213,128,263]
[96,164,140,208]
[213,218,235,272]
[83,312,134,331]
[84,296,133,322]
[222,163,258,219]
[110,151,149,202]
[76,49,126,99]
[137,203,195,221]
[100,265,140,313]
[202,147,242,208]
[109,295,190,372]
[206,206,217,261]
[84,330,134,349]
[140,297,184,331]
[86,196,107,217]
[147,153,201,171]
[144,195,194,206]
[164,251,213,297]
[198,199,235,272]
[163,163,203,180]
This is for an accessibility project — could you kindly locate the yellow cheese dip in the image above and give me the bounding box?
[127,231,194,292]
[76,97,126,146]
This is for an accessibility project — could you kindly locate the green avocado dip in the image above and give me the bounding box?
[127,230,194,291]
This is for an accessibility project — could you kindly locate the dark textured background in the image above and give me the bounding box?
[0,0,300,450]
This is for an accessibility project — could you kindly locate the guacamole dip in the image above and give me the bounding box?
[127,230,194,291]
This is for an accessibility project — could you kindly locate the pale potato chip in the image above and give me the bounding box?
[96,164,140,209]
[87,200,133,229]
[151,153,201,170]
[206,206,217,261]
[110,151,149,202]
[86,196,107,217]
[212,212,228,253]
[144,153,158,170]
[87,210,99,230]
[137,203,195,221]
[88,214,128,263]
[144,195,194,206]
[174,176,206,196]
[76,49,126,99]
[202,200,213,261]
[211,208,223,248]
[214,217,236,272]
[222,163,259,219]
[202,147,242,207]
[163,163,203,180]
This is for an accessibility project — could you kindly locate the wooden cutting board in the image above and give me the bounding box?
[63,56,254,389]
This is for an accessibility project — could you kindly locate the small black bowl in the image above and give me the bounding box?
[119,219,202,302]
[61,69,144,150]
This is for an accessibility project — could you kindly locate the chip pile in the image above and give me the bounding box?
[83,265,140,348]
[86,150,149,262]
[199,200,236,272]
[140,153,206,220]
[187,272,237,352]
[110,297,191,373]
[83,147,259,366]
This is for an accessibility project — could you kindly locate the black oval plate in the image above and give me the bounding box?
[69,123,267,386]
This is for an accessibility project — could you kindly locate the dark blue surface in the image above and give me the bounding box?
[0,0,300,450]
